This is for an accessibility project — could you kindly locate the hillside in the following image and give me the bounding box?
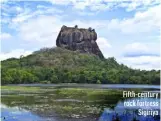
[1,47,160,85]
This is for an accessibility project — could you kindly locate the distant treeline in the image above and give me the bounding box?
[1,47,160,85]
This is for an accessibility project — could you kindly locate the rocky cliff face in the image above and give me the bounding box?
[56,25,104,58]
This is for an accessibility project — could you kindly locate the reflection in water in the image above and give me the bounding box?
[1,87,160,121]
[1,88,122,121]
[99,98,160,121]
[12,84,160,89]
[1,104,52,121]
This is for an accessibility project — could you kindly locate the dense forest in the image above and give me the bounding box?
[1,47,160,85]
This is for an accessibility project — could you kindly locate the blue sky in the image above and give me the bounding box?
[1,0,160,70]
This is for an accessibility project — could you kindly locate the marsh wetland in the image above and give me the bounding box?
[1,84,160,121]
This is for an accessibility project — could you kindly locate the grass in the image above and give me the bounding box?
[1,86,123,94]
[56,88,122,96]
[1,86,42,92]
[1,86,123,102]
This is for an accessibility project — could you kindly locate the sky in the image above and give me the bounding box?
[0,0,160,70]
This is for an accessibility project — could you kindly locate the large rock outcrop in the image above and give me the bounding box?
[56,25,104,58]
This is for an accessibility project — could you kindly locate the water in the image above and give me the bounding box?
[1,105,46,121]
[1,84,160,121]
[8,84,160,89]
[99,97,160,121]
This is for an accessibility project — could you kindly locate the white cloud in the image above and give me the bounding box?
[4,1,160,36]
[11,8,43,24]
[0,33,12,40]
[119,56,160,70]
[123,42,159,57]
[116,0,160,12]
[16,6,23,12]
[47,0,72,5]
[47,0,160,12]
[118,42,160,70]
[123,42,148,56]
[72,1,89,10]
[12,14,34,23]
[17,15,61,47]
[15,15,107,48]
[1,1,160,70]
[0,49,33,60]
[3,4,63,26]
[97,37,112,58]
[97,37,112,48]
[107,4,161,34]
[0,0,8,3]
[65,20,106,29]
[76,11,95,16]
[125,42,148,51]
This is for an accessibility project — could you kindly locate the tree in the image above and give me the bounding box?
[1,47,159,85]
[50,75,59,83]
[96,80,101,84]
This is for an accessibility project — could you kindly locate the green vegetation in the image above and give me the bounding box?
[1,47,160,84]
[1,86,123,118]
[1,86,41,92]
